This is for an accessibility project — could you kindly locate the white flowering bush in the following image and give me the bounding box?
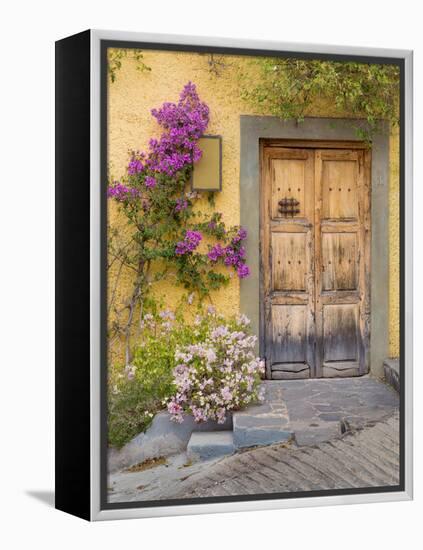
[109,305,264,448]
[167,312,265,424]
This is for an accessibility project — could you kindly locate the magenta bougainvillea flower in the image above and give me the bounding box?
[207,228,249,278]
[127,154,145,175]
[237,264,250,279]
[207,243,225,262]
[175,230,203,255]
[107,83,251,292]
[232,227,247,242]
[124,82,209,181]
[175,198,188,212]
[144,175,157,188]
[143,82,209,177]
[107,181,140,201]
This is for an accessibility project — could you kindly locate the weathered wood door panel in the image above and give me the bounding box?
[261,144,370,380]
[315,149,370,378]
[262,148,315,379]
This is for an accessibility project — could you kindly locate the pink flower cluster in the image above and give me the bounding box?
[167,314,265,424]
[175,230,202,255]
[208,227,250,279]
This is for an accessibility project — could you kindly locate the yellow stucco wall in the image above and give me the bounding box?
[107,49,400,362]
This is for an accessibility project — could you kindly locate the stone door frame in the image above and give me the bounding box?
[239,116,390,378]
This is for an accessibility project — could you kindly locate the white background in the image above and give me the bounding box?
[0,0,421,548]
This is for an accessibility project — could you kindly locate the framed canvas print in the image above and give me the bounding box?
[55,30,413,521]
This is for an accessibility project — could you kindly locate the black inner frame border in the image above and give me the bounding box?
[100,39,406,511]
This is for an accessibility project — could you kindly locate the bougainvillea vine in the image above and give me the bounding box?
[107,83,250,364]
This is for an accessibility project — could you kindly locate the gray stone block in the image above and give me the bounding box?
[384,358,400,393]
[108,411,232,473]
[187,431,235,461]
[234,414,289,429]
[233,425,292,448]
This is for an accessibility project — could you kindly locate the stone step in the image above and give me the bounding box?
[108,411,232,473]
[233,401,293,449]
[384,358,400,392]
[187,431,235,461]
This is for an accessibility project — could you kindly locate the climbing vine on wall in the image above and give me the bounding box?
[240,58,400,140]
[108,48,151,82]
[108,83,250,364]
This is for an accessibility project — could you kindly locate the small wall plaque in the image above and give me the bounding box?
[192,135,222,191]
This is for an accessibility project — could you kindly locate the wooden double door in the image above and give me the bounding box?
[261,142,371,379]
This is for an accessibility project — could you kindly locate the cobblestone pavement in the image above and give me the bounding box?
[264,378,399,445]
[166,411,400,499]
